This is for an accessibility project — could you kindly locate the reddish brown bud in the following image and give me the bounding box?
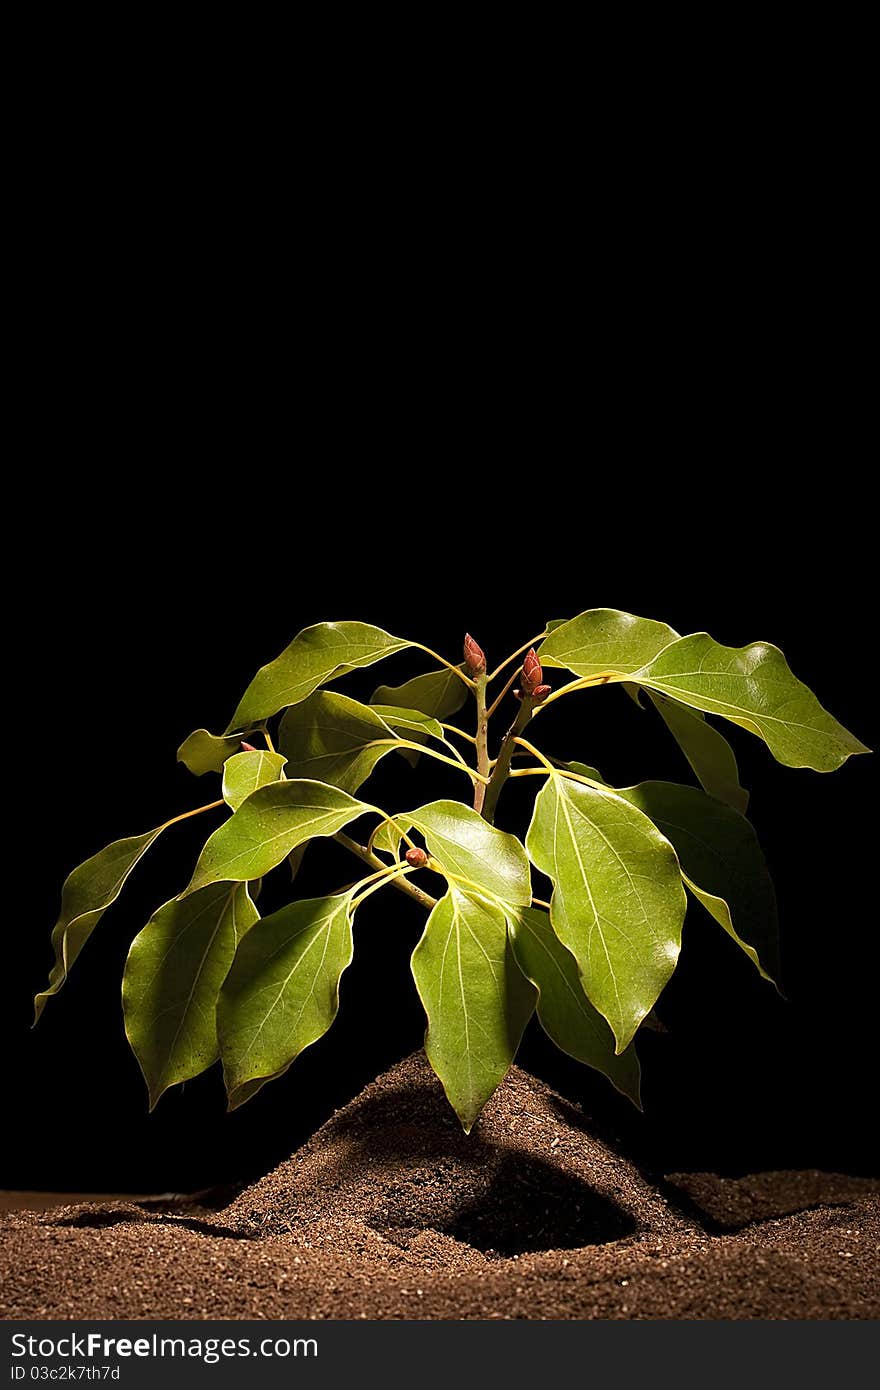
[531,684,552,703]
[520,648,543,695]
[463,632,486,676]
[240,740,257,752]
[405,846,428,868]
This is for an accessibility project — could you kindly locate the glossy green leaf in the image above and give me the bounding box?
[634,634,869,772]
[507,907,641,1106]
[218,891,354,1109]
[371,665,468,721]
[411,887,536,1131]
[287,844,307,882]
[278,693,406,793]
[373,801,532,905]
[228,621,411,731]
[370,817,410,858]
[122,882,258,1109]
[373,705,443,740]
[279,694,444,790]
[563,761,606,784]
[648,691,748,813]
[526,775,686,1051]
[223,1067,289,1111]
[34,826,166,1022]
[615,781,779,984]
[372,704,443,767]
[415,802,532,905]
[540,609,680,677]
[185,781,367,893]
[221,749,288,811]
[622,681,645,708]
[178,729,242,776]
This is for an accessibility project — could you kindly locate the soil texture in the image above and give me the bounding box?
[2,1053,877,1319]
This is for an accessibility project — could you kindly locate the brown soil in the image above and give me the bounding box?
[2,1053,877,1320]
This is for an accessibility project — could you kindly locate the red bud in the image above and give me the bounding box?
[406,846,428,868]
[532,684,551,703]
[463,633,486,676]
[240,740,257,752]
[521,648,543,695]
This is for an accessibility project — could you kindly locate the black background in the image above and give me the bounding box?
[5,467,876,1194]
[4,147,877,1192]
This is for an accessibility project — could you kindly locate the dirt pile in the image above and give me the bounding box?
[2,1053,877,1319]
[224,1051,687,1256]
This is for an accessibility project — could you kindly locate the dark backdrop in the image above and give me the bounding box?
[5,479,876,1193]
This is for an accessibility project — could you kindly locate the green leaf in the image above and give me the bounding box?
[614,780,779,984]
[525,775,686,1052]
[373,801,532,905]
[540,609,680,677]
[223,1067,290,1111]
[122,882,258,1109]
[370,818,409,858]
[622,681,645,708]
[218,891,355,1109]
[279,694,444,790]
[371,665,468,721]
[648,691,748,813]
[634,634,869,772]
[372,704,443,767]
[411,887,536,1131]
[563,761,606,784]
[228,621,412,731]
[279,693,393,793]
[34,826,166,1023]
[287,844,307,883]
[185,781,367,893]
[373,705,443,740]
[178,729,242,776]
[221,749,288,811]
[507,907,641,1107]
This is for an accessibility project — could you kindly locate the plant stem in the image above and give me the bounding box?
[510,766,607,793]
[532,671,620,711]
[432,733,472,770]
[342,862,405,895]
[334,832,437,910]
[440,723,477,744]
[351,863,414,908]
[486,632,548,683]
[159,799,225,831]
[409,642,476,690]
[512,735,555,771]
[481,695,537,824]
[486,666,520,718]
[365,739,489,784]
[473,673,490,813]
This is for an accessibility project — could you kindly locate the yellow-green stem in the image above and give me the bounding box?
[533,671,621,711]
[351,863,414,908]
[334,832,437,910]
[159,799,224,831]
[486,632,548,683]
[409,642,476,690]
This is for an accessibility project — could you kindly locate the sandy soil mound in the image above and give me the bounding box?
[2,1053,877,1319]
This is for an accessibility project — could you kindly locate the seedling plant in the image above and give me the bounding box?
[35,612,867,1129]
